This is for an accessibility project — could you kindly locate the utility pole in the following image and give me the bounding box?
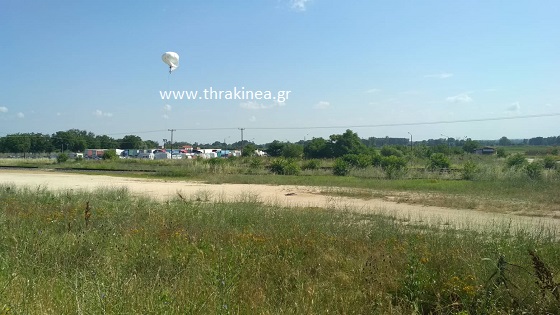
[239,128,245,154]
[408,132,412,154]
[168,129,176,158]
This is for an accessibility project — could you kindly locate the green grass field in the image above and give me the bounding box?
[1,185,560,314]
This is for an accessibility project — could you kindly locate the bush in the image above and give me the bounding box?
[332,158,350,176]
[102,150,118,160]
[269,158,287,175]
[249,157,263,169]
[496,147,507,158]
[269,158,300,175]
[525,162,543,180]
[207,157,226,172]
[543,156,557,170]
[461,160,478,180]
[342,154,373,168]
[380,146,403,157]
[283,161,301,175]
[341,154,360,167]
[356,154,372,168]
[428,153,451,171]
[380,155,407,179]
[56,153,68,163]
[302,159,320,170]
[506,153,527,169]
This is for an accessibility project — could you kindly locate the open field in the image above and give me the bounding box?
[1,169,559,235]
[2,168,560,314]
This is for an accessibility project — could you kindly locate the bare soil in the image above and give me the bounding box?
[1,169,558,234]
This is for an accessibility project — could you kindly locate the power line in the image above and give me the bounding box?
[1,112,560,137]
[169,113,560,131]
[244,113,560,130]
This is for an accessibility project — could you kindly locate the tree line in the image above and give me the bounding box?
[0,128,558,155]
[0,129,159,154]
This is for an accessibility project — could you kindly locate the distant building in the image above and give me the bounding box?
[474,146,496,155]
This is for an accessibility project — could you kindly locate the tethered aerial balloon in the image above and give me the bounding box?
[162,52,179,73]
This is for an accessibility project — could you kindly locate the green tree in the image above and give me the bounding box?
[119,135,143,149]
[498,136,511,146]
[28,133,53,153]
[265,140,284,157]
[282,143,303,158]
[329,129,366,157]
[96,135,119,148]
[3,134,31,155]
[242,143,256,157]
[143,140,159,149]
[304,137,330,159]
[462,138,479,153]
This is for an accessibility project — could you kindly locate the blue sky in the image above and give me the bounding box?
[1,0,559,144]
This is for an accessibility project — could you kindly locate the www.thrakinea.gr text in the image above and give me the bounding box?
[159,87,292,102]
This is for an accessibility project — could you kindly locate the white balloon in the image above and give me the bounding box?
[162,52,179,73]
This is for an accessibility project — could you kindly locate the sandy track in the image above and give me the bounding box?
[1,169,558,234]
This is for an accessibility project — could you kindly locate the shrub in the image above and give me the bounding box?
[543,156,557,170]
[102,150,118,160]
[342,154,374,168]
[207,157,226,172]
[380,146,403,157]
[302,159,320,170]
[342,154,360,167]
[525,162,543,180]
[249,157,263,169]
[380,155,407,179]
[357,154,372,168]
[332,158,350,176]
[496,147,507,158]
[283,161,301,175]
[506,153,527,169]
[428,153,451,171]
[371,153,382,167]
[269,158,300,175]
[269,158,287,175]
[461,160,478,180]
[56,153,68,163]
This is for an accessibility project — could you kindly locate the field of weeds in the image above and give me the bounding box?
[1,184,559,314]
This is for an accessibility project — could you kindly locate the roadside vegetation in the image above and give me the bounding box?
[1,185,559,314]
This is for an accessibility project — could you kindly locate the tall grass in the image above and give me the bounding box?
[1,185,559,314]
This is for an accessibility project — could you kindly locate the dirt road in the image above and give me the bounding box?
[1,169,558,234]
